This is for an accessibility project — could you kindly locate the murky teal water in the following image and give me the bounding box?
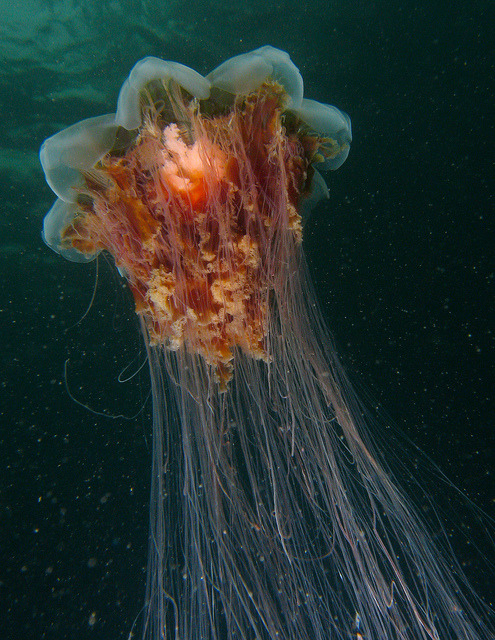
[1,2,493,638]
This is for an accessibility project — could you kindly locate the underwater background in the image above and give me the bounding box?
[0,1,493,638]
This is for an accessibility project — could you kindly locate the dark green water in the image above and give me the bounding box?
[1,1,493,638]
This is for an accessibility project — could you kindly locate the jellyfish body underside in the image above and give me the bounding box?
[39,47,492,640]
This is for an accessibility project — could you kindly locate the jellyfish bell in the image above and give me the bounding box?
[39,46,347,268]
[39,47,492,640]
[40,113,118,203]
[115,57,212,130]
[295,98,352,170]
[206,45,304,109]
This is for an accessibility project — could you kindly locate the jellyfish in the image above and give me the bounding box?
[39,47,492,640]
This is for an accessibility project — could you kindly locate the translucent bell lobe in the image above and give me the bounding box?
[295,98,352,170]
[40,114,117,202]
[207,46,304,110]
[301,169,329,218]
[42,198,98,262]
[115,57,211,130]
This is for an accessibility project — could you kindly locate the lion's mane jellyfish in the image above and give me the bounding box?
[40,47,492,639]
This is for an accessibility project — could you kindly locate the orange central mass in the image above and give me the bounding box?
[64,84,308,386]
